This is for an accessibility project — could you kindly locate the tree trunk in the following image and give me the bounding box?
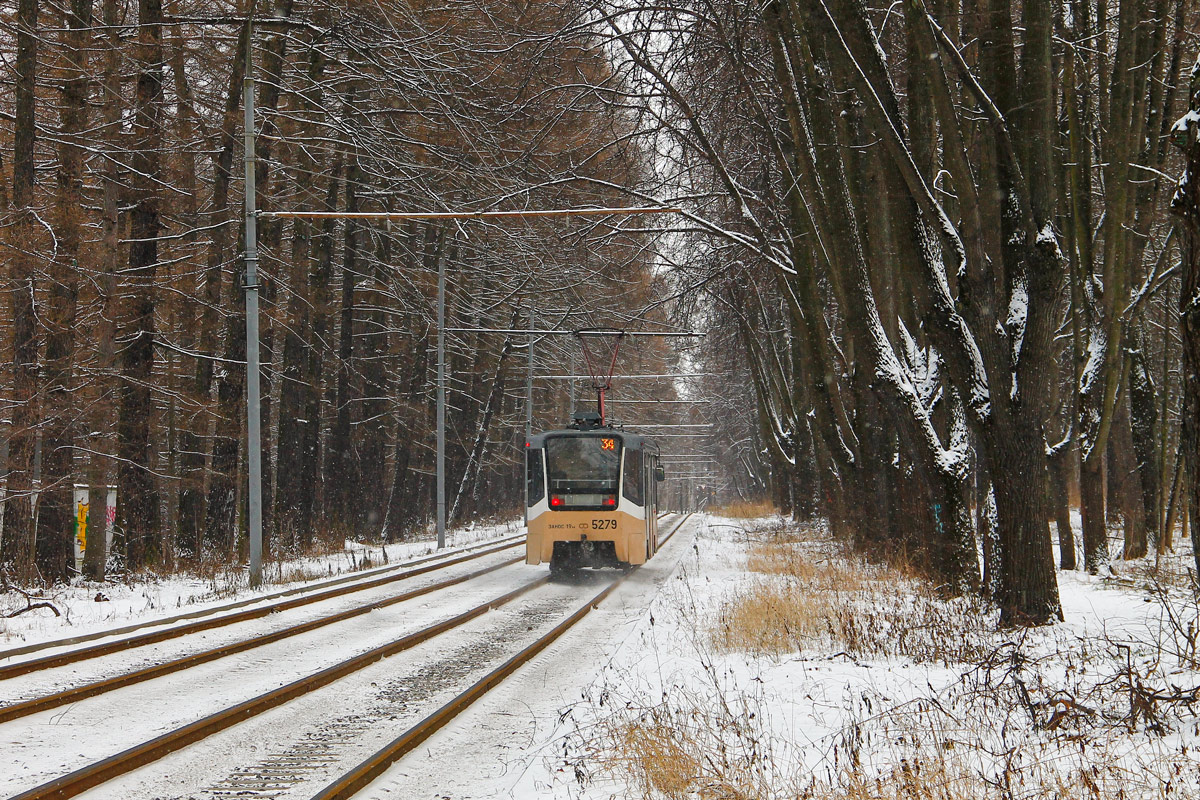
[984,415,1063,622]
[275,35,326,553]
[83,0,123,582]
[117,0,165,568]
[38,0,94,582]
[450,320,518,524]
[1111,381,1147,558]
[1126,325,1161,551]
[356,221,392,535]
[2,0,41,585]
[1172,55,1200,578]
[1080,458,1109,572]
[204,309,245,559]
[381,418,413,542]
[328,153,361,532]
[1049,446,1077,569]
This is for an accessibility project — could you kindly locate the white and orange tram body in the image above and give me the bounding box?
[525,422,663,575]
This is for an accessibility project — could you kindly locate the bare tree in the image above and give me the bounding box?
[1173,55,1200,576]
[2,0,41,584]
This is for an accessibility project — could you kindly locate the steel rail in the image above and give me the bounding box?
[0,555,524,724]
[311,513,693,800]
[7,577,551,800]
[657,513,687,548]
[0,538,524,681]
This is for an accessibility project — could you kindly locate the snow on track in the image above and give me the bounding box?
[0,546,524,713]
[0,557,535,798]
[353,514,700,799]
[67,572,621,800]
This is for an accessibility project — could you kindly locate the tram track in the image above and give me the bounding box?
[315,511,690,800]
[0,536,524,681]
[6,575,550,800]
[0,554,524,724]
[3,512,690,800]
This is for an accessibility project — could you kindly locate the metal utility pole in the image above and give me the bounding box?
[524,302,533,524]
[525,301,534,444]
[243,25,263,588]
[436,249,446,549]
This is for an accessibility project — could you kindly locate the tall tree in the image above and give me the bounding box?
[38,0,95,581]
[1173,55,1200,576]
[2,0,41,584]
[116,0,165,567]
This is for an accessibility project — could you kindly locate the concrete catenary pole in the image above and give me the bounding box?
[436,245,446,549]
[243,24,263,587]
[525,301,534,443]
[524,302,534,524]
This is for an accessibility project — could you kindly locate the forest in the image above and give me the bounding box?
[2,0,1200,628]
[633,0,1200,625]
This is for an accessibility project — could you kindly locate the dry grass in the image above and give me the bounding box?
[745,543,872,589]
[710,543,994,664]
[795,746,1200,799]
[580,685,1200,800]
[579,689,781,800]
[801,759,987,800]
[710,582,826,656]
[711,499,779,519]
[608,715,703,799]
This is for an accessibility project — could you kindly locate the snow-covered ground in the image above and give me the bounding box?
[4,513,1199,799]
[514,514,1200,799]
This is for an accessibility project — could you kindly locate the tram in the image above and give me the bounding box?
[525,412,665,576]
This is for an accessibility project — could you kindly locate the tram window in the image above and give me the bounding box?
[545,436,622,509]
[526,447,545,505]
[623,449,643,505]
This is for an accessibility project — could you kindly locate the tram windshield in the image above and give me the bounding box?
[545,435,622,509]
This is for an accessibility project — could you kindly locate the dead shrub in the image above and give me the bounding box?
[609,714,704,798]
[800,757,987,800]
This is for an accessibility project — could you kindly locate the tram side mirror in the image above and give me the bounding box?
[655,466,665,482]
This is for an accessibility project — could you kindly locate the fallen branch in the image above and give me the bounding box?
[1,570,62,618]
[5,601,60,618]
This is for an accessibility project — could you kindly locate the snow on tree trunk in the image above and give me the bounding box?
[1171,56,1200,578]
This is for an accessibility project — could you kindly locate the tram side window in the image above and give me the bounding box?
[527,448,545,505]
[623,448,643,505]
